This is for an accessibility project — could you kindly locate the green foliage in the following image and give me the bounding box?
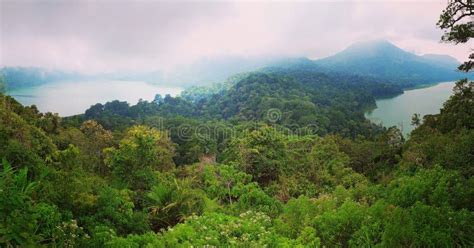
[233,183,283,217]
[41,169,104,220]
[145,176,208,231]
[85,187,149,235]
[0,159,62,246]
[105,125,175,190]
[79,70,388,138]
[105,231,161,248]
[2,76,474,247]
[436,79,474,132]
[0,95,57,174]
[2,86,473,247]
[150,211,293,247]
[437,0,473,72]
[387,166,473,210]
[312,200,367,247]
[405,80,474,177]
[0,159,38,245]
[0,75,6,93]
[1,4,473,244]
[200,164,253,204]
[223,126,288,185]
[275,196,320,239]
[381,203,474,247]
[79,120,114,174]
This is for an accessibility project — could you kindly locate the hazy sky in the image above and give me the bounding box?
[0,0,471,73]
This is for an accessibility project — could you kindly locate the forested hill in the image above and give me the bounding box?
[313,40,466,86]
[2,0,473,245]
[1,77,473,246]
[68,69,403,139]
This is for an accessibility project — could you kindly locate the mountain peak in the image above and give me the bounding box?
[349,39,395,48]
[340,39,407,57]
[314,39,463,85]
[316,39,413,66]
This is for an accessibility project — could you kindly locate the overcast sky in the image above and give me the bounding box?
[0,0,471,73]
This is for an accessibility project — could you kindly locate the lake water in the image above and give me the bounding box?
[7,80,183,116]
[7,80,456,131]
[365,81,455,136]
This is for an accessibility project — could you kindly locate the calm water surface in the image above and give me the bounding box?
[366,81,455,136]
[8,80,183,116]
[7,80,456,132]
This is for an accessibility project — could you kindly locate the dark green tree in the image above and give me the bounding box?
[0,75,6,93]
[411,113,421,127]
[223,126,288,186]
[438,0,474,72]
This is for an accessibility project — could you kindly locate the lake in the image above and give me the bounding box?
[7,80,456,131]
[365,81,455,136]
[7,80,183,116]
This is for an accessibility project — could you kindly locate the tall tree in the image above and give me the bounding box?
[438,0,474,72]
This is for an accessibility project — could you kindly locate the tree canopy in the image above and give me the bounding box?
[1,1,473,246]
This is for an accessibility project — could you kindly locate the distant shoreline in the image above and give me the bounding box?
[365,81,456,136]
[403,81,453,91]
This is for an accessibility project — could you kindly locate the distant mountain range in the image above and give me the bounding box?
[1,40,469,91]
[420,54,460,70]
[0,67,84,91]
[312,39,465,86]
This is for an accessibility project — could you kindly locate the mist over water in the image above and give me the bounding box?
[7,80,183,116]
[366,81,455,136]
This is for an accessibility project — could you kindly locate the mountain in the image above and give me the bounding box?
[0,67,84,91]
[2,41,465,91]
[420,54,460,70]
[0,56,289,91]
[314,39,465,86]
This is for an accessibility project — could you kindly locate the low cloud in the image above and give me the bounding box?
[1,0,470,73]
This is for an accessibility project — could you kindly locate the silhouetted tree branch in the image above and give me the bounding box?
[438,0,474,72]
